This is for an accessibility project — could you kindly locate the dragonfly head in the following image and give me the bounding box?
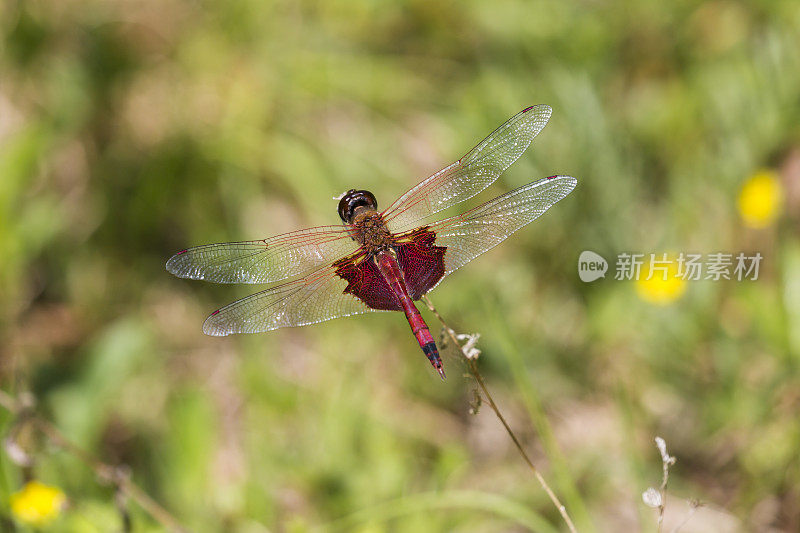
[338,189,378,223]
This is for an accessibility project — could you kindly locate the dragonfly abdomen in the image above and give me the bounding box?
[374,251,445,380]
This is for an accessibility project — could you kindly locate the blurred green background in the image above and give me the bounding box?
[2,0,799,531]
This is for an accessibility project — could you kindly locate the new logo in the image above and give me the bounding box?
[578,251,608,282]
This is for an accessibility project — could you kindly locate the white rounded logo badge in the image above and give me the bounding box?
[578,251,608,282]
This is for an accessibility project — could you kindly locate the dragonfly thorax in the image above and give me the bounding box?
[351,210,393,254]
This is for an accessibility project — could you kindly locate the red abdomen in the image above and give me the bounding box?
[374,251,445,379]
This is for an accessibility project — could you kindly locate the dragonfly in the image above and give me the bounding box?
[166,105,577,380]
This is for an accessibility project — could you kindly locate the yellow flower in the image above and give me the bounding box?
[737,169,784,228]
[636,255,686,305]
[10,480,66,526]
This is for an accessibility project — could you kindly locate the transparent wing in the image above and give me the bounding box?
[426,176,577,285]
[166,225,356,284]
[382,105,552,231]
[202,264,384,335]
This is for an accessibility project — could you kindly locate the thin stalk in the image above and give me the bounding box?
[488,305,593,530]
[421,295,577,533]
[657,448,669,533]
[654,436,676,533]
[0,389,188,533]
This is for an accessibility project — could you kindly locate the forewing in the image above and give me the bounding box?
[382,105,552,231]
[427,176,577,284]
[166,225,356,284]
[202,265,383,336]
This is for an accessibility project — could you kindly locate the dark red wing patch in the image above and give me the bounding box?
[394,227,446,300]
[333,252,402,311]
[333,227,446,310]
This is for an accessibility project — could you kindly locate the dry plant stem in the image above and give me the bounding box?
[421,295,578,533]
[658,452,669,533]
[654,436,675,533]
[0,390,188,533]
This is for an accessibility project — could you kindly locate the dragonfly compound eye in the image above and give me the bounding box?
[338,189,378,223]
